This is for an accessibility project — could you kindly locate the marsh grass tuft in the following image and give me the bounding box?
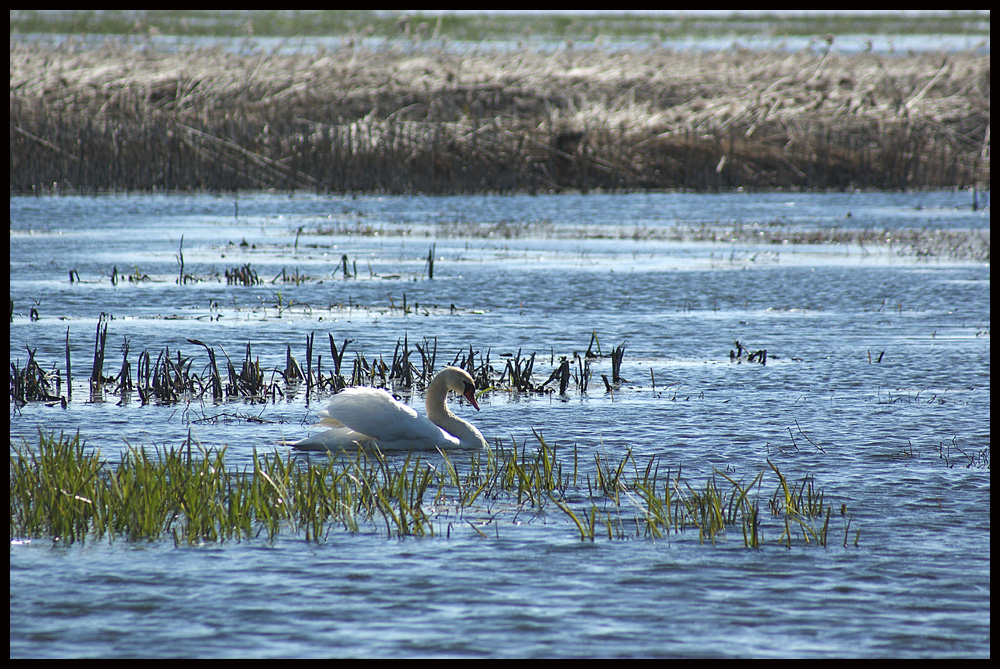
[11,430,856,548]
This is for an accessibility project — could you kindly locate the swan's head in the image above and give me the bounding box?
[442,366,480,411]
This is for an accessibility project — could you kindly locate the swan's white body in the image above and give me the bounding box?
[293,366,487,452]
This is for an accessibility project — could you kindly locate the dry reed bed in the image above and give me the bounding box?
[10,40,990,193]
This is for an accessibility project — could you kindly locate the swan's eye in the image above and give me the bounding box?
[463,382,475,394]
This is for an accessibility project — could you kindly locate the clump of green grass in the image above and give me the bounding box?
[11,430,857,548]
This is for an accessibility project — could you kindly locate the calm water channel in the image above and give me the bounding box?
[10,190,990,657]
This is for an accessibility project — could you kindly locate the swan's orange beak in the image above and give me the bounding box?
[463,384,480,411]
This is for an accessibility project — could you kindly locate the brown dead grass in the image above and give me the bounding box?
[9,40,990,193]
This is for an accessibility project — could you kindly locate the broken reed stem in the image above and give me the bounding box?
[89,313,108,397]
[65,327,72,401]
[176,236,185,285]
[305,332,314,401]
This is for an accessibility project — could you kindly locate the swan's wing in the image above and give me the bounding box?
[314,387,454,450]
[316,387,417,429]
[293,426,374,451]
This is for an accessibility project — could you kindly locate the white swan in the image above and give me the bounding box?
[293,366,487,452]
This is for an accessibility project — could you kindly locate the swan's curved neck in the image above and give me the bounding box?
[426,372,485,449]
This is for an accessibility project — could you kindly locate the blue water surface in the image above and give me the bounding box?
[9,190,990,658]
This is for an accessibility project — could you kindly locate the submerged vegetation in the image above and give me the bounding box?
[9,430,859,548]
[315,217,990,262]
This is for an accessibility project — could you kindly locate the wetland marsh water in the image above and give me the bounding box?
[9,191,991,658]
